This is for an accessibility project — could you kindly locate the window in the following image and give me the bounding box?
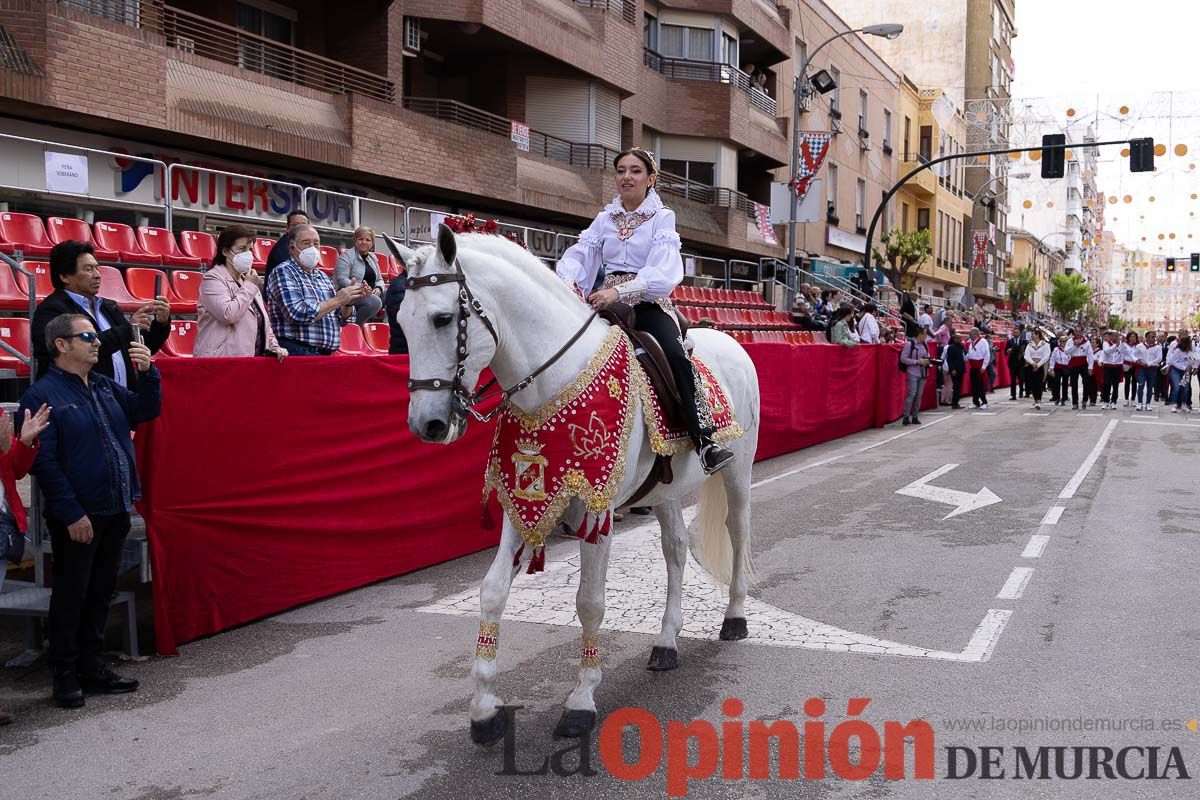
[937,211,944,262]
[883,109,892,150]
[903,116,911,158]
[917,208,930,230]
[236,1,295,80]
[827,164,839,217]
[659,159,715,187]
[858,90,868,134]
[855,179,866,230]
[902,202,910,232]
[993,5,1002,44]
[794,39,807,80]
[829,66,841,114]
[658,25,714,60]
[919,125,933,161]
[643,13,657,51]
[721,33,737,67]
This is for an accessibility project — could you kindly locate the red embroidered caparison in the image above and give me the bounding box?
[482,327,743,574]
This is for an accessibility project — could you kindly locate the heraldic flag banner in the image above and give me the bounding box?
[788,132,833,204]
[973,230,989,268]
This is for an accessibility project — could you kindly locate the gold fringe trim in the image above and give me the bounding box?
[476,621,500,661]
[580,633,600,669]
[508,327,624,432]
[633,358,745,456]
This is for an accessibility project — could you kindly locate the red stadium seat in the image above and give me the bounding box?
[0,212,53,257]
[336,324,370,355]
[47,217,120,261]
[22,261,54,300]
[363,322,390,353]
[0,318,31,376]
[125,267,196,314]
[170,270,201,309]
[0,264,30,311]
[373,251,397,280]
[93,222,161,265]
[179,230,217,266]
[99,266,145,312]
[317,246,339,276]
[162,320,197,357]
[137,227,202,268]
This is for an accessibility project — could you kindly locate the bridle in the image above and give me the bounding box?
[404,257,597,424]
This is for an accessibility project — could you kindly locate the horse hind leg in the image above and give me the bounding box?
[555,526,613,738]
[719,457,753,642]
[469,522,524,745]
[647,500,686,671]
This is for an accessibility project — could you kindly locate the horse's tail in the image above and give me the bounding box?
[691,474,750,586]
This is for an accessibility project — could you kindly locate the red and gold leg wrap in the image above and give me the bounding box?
[580,633,600,670]
[476,622,500,661]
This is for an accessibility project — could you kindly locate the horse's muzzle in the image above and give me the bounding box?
[411,411,468,444]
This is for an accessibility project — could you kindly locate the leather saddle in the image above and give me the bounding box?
[597,302,694,503]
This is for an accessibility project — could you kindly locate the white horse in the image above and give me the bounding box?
[387,225,760,743]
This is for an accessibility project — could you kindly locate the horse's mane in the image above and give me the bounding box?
[408,233,582,306]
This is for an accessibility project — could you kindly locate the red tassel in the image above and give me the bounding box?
[526,546,545,574]
[512,543,524,568]
[598,512,611,538]
[481,490,496,530]
[585,515,600,545]
[575,515,590,540]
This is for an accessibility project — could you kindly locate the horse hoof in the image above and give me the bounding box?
[719,617,748,641]
[646,646,679,671]
[470,712,508,746]
[553,709,596,739]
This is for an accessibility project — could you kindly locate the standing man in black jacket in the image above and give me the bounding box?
[32,241,169,386]
[1006,323,1030,400]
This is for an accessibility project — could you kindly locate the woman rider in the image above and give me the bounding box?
[556,147,734,474]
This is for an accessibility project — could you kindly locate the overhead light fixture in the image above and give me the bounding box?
[809,69,837,95]
[862,24,904,40]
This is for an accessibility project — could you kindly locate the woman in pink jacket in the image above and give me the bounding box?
[195,225,287,361]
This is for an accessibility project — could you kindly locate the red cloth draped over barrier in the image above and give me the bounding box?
[136,343,919,654]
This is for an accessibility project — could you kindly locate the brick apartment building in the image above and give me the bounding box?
[0,0,919,285]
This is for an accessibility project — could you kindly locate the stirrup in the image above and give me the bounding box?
[699,442,734,474]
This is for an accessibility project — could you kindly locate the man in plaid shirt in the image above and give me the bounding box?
[265,224,367,355]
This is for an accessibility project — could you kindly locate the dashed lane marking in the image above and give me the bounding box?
[1058,420,1119,499]
[1021,535,1050,559]
[1041,506,1065,525]
[996,567,1034,600]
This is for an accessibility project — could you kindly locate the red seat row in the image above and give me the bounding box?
[156,321,394,358]
[677,305,801,330]
[0,213,404,279]
[0,262,199,314]
[727,330,824,345]
[670,284,771,309]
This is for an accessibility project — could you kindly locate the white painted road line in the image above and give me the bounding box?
[1021,535,1050,559]
[997,567,1034,600]
[973,411,998,416]
[1124,420,1200,428]
[958,610,1014,663]
[1041,506,1065,525]
[1058,419,1119,499]
[1024,412,1051,416]
[751,414,951,490]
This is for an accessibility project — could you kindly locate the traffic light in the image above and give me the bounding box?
[1130,137,1155,172]
[1041,133,1066,179]
[1192,253,1200,271]
[1166,257,1176,271]
[1125,289,1134,301]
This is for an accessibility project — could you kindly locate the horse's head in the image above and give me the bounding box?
[384,225,498,444]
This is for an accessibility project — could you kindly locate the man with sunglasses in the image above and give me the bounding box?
[19,314,161,709]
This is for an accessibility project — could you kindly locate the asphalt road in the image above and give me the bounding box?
[3,394,1199,799]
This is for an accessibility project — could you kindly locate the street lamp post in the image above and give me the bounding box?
[785,23,903,281]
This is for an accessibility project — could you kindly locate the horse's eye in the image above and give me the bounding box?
[432,312,454,329]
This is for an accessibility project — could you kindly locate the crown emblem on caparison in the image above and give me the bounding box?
[514,437,545,455]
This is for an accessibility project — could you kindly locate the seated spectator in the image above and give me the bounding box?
[882,328,898,344]
[33,241,169,387]
[829,306,859,347]
[265,210,309,276]
[265,224,367,356]
[20,314,161,709]
[383,268,408,355]
[0,402,50,726]
[334,226,385,323]
[195,225,286,361]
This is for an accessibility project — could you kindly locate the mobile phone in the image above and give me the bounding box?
[154,273,164,299]
[132,323,142,345]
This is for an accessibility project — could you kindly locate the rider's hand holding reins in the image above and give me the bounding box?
[587,288,620,309]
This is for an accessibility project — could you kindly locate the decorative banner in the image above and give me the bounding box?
[787,132,832,204]
[988,222,997,244]
[754,202,778,245]
[510,121,530,152]
[45,151,89,194]
[973,231,989,268]
[930,94,956,129]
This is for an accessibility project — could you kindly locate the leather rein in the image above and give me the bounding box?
[404,258,597,423]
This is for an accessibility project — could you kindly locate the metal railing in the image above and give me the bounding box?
[403,97,618,170]
[643,49,777,117]
[301,187,407,242]
[656,172,757,219]
[160,6,395,102]
[574,0,636,24]
[53,0,148,28]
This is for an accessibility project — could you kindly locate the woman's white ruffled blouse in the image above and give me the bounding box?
[555,190,684,301]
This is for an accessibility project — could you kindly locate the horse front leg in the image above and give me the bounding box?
[469,521,524,745]
[648,500,686,670]
[719,459,753,641]
[554,524,613,738]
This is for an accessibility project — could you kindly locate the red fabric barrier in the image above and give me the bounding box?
[137,343,916,654]
[136,357,500,655]
[959,338,1012,396]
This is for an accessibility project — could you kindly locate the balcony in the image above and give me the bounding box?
[901,154,937,198]
[643,50,776,117]
[573,0,636,24]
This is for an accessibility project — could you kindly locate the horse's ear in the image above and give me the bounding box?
[436,223,457,266]
[381,233,416,269]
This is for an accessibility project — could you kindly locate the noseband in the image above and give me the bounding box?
[404,258,597,423]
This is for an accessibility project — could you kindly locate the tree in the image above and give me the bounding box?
[1107,314,1129,331]
[872,228,931,292]
[1046,273,1091,320]
[1005,266,1037,311]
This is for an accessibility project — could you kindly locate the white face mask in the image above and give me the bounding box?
[230,250,255,274]
[297,246,321,269]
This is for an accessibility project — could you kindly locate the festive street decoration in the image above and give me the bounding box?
[787,132,832,203]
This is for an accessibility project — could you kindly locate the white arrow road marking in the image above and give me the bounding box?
[418,512,1009,663]
[894,464,1003,520]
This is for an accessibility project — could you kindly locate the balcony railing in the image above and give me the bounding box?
[159,6,395,102]
[643,49,777,117]
[656,172,757,219]
[574,0,636,25]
